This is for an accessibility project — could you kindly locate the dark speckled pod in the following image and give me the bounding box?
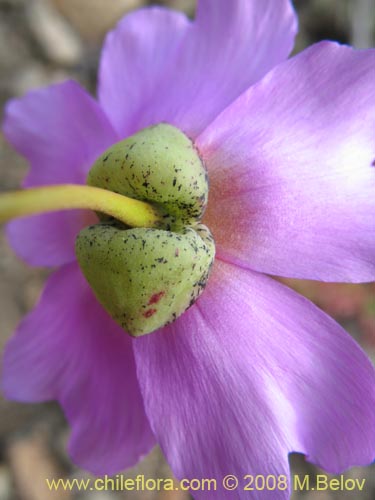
[87,123,208,227]
[75,223,215,336]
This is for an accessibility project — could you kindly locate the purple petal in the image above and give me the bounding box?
[98,7,190,138]
[6,211,98,268]
[1,262,155,475]
[134,260,375,499]
[198,42,375,282]
[99,0,297,138]
[3,80,118,267]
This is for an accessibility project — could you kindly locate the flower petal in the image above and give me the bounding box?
[134,260,375,498]
[6,210,98,268]
[3,80,117,267]
[98,6,190,138]
[198,42,375,282]
[1,262,155,475]
[99,0,297,138]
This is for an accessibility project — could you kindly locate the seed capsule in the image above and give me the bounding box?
[87,123,208,227]
[75,223,215,336]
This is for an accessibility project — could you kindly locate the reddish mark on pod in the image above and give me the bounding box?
[148,291,165,305]
[175,248,180,257]
[143,309,157,318]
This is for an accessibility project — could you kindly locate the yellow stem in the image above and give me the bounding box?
[0,184,163,228]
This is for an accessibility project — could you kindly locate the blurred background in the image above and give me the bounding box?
[0,0,374,498]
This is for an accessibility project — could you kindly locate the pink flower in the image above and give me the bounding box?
[2,1,375,498]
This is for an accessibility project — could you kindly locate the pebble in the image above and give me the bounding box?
[11,64,71,96]
[26,0,84,66]
[158,0,196,16]
[51,0,146,42]
[0,465,13,500]
[7,431,71,500]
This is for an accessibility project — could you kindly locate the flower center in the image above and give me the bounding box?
[76,123,215,337]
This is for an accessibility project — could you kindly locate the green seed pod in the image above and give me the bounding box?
[75,223,215,336]
[87,123,208,227]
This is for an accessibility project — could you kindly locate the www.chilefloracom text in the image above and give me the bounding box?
[46,473,366,494]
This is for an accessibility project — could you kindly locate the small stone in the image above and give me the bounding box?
[0,465,13,500]
[7,431,71,500]
[12,64,71,96]
[157,0,196,16]
[51,0,145,42]
[27,0,83,66]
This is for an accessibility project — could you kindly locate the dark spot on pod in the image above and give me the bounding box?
[148,291,165,305]
[143,308,157,318]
